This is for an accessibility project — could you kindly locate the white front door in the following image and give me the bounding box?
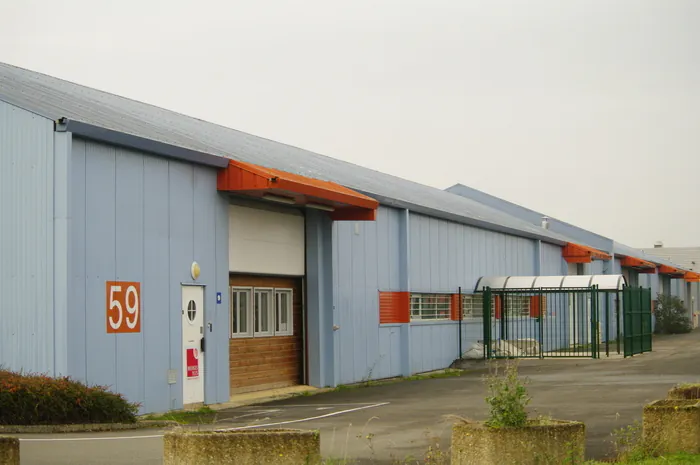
[182,285,205,405]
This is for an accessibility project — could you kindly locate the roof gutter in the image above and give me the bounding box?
[55,118,230,169]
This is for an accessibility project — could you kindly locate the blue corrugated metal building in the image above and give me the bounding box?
[1,62,697,414]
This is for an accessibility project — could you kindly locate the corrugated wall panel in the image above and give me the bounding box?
[403,213,538,373]
[69,139,229,414]
[333,206,403,384]
[410,323,459,374]
[0,101,55,374]
[589,260,605,275]
[541,243,565,276]
[409,213,537,291]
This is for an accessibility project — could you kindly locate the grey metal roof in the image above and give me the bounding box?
[0,61,570,244]
[640,247,700,272]
[613,242,686,269]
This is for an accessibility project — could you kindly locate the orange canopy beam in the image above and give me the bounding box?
[562,242,612,263]
[620,256,657,274]
[217,159,378,221]
[685,271,700,283]
[658,264,686,278]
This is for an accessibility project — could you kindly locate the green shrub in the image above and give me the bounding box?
[0,369,139,425]
[483,360,530,428]
[654,294,693,335]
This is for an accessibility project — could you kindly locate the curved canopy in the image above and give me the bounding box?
[474,275,627,292]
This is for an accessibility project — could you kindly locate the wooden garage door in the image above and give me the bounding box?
[229,275,304,394]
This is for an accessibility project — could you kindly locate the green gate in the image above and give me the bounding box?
[481,286,603,359]
[622,286,653,357]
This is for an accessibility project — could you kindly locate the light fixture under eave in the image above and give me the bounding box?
[306,203,335,212]
[262,193,296,205]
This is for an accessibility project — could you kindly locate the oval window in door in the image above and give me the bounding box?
[187,300,197,323]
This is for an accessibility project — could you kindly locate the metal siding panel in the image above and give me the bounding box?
[69,139,227,413]
[114,150,145,406]
[438,220,449,291]
[331,221,341,385]
[333,207,402,383]
[422,216,433,290]
[589,260,605,275]
[53,131,71,376]
[351,222,367,381]
[408,214,423,290]
[376,207,391,290]
[168,162,195,409]
[541,243,564,275]
[307,211,335,387]
[213,190,230,403]
[334,222,355,384]
[68,138,87,381]
[448,222,459,290]
[363,220,380,379]
[193,168,225,405]
[0,101,55,374]
[84,142,118,389]
[387,208,401,290]
[649,274,660,298]
[410,324,458,373]
[143,157,172,413]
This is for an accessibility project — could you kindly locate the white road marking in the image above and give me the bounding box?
[217,402,390,431]
[17,402,391,441]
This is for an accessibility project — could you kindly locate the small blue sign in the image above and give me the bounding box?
[216,292,222,304]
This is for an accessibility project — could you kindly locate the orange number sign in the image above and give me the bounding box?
[106,281,141,333]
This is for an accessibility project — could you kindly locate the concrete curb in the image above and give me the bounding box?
[0,420,177,434]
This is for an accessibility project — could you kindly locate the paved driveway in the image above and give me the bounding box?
[15,331,700,464]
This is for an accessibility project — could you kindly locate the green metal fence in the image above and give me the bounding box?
[623,286,653,357]
[481,286,603,359]
[479,284,653,360]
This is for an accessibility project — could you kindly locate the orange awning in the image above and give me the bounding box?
[685,271,700,283]
[620,256,657,274]
[217,160,378,221]
[658,264,685,278]
[562,242,612,263]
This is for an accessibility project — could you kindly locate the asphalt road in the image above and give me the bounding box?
[13,331,700,464]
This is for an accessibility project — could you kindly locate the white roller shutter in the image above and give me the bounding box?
[228,204,305,276]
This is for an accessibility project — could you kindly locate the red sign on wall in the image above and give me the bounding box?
[106,281,141,333]
[186,348,200,378]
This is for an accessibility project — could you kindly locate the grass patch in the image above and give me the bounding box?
[144,406,216,424]
[586,453,700,464]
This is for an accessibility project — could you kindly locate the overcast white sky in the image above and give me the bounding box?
[1,0,698,247]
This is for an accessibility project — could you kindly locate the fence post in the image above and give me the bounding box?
[605,292,610,358]
[482,287,492,359]
[538,289,544,359]
[458,286,462,360]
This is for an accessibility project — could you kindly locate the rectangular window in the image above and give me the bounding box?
[275,289,294,336]
[410,293,451,321]
[254,288,274,336]
[462,294,488,319]
[230,285,295,338]
[501,295,532,317]
[231,287,252,337]
[462,294,533,319]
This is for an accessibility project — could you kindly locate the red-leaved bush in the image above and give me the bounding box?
[0,369,139,425]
